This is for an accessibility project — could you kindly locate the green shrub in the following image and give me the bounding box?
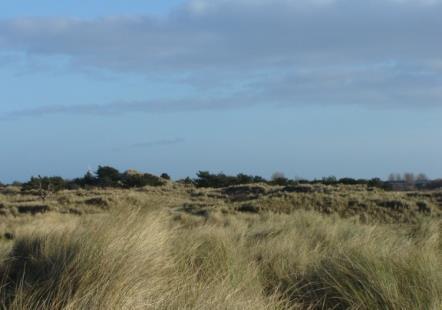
[22,176,66,192]
[96,166,122,187]
[161,173,171,180]
[122,172,165,188]
[194,171,267,188]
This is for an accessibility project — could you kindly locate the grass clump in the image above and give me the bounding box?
[0,211,175,309]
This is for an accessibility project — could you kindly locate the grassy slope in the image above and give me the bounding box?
[0,184,441,309]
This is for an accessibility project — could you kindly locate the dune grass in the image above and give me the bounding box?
[0,203,440,309]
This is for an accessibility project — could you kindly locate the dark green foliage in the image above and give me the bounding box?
[194,171,230,188]
[252,176,267,183]
[425,179,442,190]
[18,166,167,191]
[177,177,194,185]
[22,176,67,193]
[71,171,99,188]
[9,166,434,192]
[65,181,81,190]
[71,166,167,188]
[367,178,385,189]
[270,177,289,186]
[339,178,358,185]
[235,173,254,184]
[122,173,165,188]
[96,166,122,187]
[194,171,266,188]
[81,171,98,186]
[322,176,338,185]
[160,173,171,180]
[21,176,67,200]
[192,171,392,188]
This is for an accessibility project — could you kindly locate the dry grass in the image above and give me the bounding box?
[0,184,441,309]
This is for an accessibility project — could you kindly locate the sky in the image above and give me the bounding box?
[0,0,441,182]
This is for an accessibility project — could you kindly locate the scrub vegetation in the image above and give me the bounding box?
[0,177,441,309]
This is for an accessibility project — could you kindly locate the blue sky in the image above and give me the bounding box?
[1,0,441,182]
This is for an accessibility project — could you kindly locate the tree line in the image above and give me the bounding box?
[1,167,441,193]
[14,166,169,195]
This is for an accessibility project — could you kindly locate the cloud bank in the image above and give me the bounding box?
[0,0,441,118]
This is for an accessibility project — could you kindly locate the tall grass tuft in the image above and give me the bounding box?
[0,211,175,309]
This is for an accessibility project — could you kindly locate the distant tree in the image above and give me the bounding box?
[388,173,395,182]
[425,179,442,190]
[338,178,369,185]
[83,171,98,186]
[356,179,369,185]
[194,171,231,188]
[65,180,81,190]
[193,171,263,188]
[322,176,337,185]
[253,175,267,183]
[404,173,415,185]
[22,175,67,200]
[72,170,98,188]
[416,173,428,181]
[338,178,358,185]
[122,172,164,188]
[96,166,122,187]
[235,173,254,185]
[181,177,194,185]
[160,173,171,180]
[194,171,213,187]
[367,178,384,188]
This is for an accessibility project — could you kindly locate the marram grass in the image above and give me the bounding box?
[0,208,440,309]
[0,185,441,309]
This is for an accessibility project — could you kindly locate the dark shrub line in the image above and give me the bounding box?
[3,167,441,193]
[19,166,167,194]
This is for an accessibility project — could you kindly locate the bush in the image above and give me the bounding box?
[367,177,384,188]
[160,173,171,180]
[82,171,98,186]
[338,177,358,185]
[96,166,122,187]
[194,171,266,188]
[194,171,231,188]
[22,176,67,193]
[122,172,165,188]
[322,176,338,185]
[425,179,442,190]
